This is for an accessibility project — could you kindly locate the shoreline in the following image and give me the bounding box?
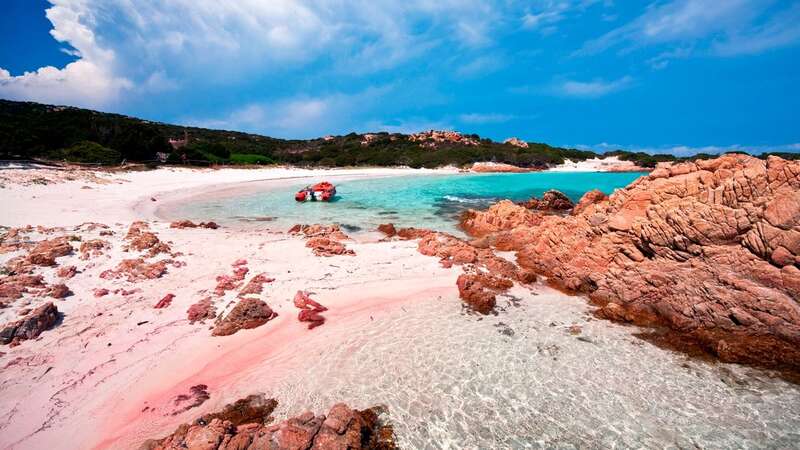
[2,159,799,449]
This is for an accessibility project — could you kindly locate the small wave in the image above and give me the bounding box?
[442,195,484,204]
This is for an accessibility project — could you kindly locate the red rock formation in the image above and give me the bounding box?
[0,274,45,305]
[0,302,58,345]
[306,237,355,257]
[154,293,175,309]
[79,239,109,260]
[100,258,169,282]
[56,265,78,279]
[125,221,172,256]
[377,223,397,237]
[212,298,277,337]
[461,155,800,370]
[459,201,542,237]
[572,189,607,215]
[214,263,251,296]
[518,190,574,212]
[238,274,275,297]
[294,291,328,329]
[141,395,396,450]
[187,297,217,323]
[48,283,71,299]
[4,236,73,273]
[289,224,349,240]
[94,288,109,298]
[395,227,432,240]
[395,228,535,313]
[293,290,328,312]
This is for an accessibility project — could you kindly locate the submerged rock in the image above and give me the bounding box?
[141,395,395,450]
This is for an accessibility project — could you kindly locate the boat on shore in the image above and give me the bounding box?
[295,181,336,202]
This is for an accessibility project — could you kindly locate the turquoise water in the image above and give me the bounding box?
[171,172,645,233]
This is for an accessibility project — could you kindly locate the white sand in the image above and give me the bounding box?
[0,166,457,227]
[0,165,458,449]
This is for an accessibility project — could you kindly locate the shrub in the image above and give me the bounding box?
[48,141,121,165]
[230,153,274,165]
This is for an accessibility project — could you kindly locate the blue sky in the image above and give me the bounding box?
[1,0,799,155]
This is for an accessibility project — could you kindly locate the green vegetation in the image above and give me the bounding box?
[1,99,795,168]
[46,141,122,165]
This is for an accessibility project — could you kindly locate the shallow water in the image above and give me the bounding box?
[169,171,644,233]
[258,287,800,449]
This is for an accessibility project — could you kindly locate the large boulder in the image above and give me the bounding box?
[212,298,277,337]
[460,155,800,370]
[0,302,59,345]
[518,189,574,212]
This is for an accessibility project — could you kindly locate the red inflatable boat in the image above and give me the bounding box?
[295,181,336,202]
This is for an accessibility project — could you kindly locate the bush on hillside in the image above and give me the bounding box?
[47,141,121,165]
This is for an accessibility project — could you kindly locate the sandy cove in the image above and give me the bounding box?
[0,166,460,449]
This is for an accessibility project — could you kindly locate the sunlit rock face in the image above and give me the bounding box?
[461,154,800,370]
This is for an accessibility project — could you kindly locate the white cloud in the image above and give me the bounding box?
[0,0,519,108]
[555,76,634,98]
[577,0,800,64]
[0,0,132,108]
[712,3,800,56]
[183,85,395,138]
[459,113,514,124]
[522,0,610,33]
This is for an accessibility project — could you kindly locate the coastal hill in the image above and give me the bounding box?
[3,99,793,169]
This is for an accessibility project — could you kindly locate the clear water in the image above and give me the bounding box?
[170,172,645,234]
[259,288,800,449]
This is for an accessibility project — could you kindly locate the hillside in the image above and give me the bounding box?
[1,100,793,168]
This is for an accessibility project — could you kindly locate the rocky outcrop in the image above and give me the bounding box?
[460,155,800,371]
[125,221,172,257]
[4,236,73,273]
[393,227,536,314]
[518,190,574,212]
[187,297,217,323]
[238,274,275,297]
[0,274,45,305]
[0,302,59,345]
[79,239,109,260]
[572,189,607,215]
[100,258,169,282]
[141,395,396,450]
[48,283,71,299]
[306,237,355,257]
[214,261,250,296]
[377,223,396,237]
[291,224,355,257]
[212,298,277,337]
